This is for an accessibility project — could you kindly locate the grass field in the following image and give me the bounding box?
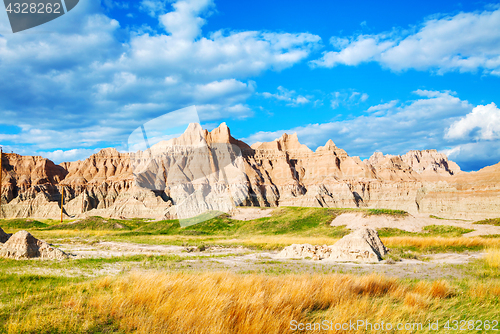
[2,269,500,334]
[1,207,499,333]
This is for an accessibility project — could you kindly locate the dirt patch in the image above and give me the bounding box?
[57,241,250,259]
[4,238,485,280]
[331,213,500,236]
[230,207,273,221]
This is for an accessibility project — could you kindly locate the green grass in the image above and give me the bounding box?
[46,216,152,231]
[474,218,500,226]
[377,225,474,238]
[365,208,408,217]
[2,207,494,254]
[1,207,408,237]
[0,218,48,229]
[111,207,352,238]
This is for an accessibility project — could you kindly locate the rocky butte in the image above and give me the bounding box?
[0,123,499,220]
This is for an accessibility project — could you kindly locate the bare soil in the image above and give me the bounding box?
[22,240,481,280]
[229,207,273,221]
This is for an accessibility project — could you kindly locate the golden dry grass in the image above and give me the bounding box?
[6,271,461,334]
[216,235,342,247]
[220,235,500,251]
[467,282,500,298]
[485,248,500,268]
[382,236,500,249]
[124,235,500,251]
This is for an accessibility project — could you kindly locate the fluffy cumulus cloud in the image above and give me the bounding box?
[311,7,500,75]
[443,102,500,170]
[443,141,500,171]
[245,90,500,170]
[0,0,321,162]
[446,103,500,140]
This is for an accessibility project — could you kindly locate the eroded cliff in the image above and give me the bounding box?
[0,123,498,220]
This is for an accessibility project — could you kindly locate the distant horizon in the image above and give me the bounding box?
[5,121,496,173]
[1,0,499,172]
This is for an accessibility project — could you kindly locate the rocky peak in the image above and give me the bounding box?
[315,139,348,157]
[206,122,231,144]
[252,132,312,153]
[95,148,121,157]
[400,149,461,176]
[171,123,206,146]
[365,152,392,166]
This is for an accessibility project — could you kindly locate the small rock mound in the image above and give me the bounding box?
[0,227,11,244]
[277,228,388,262]
[0,230,68,260]
[329,228,388,261]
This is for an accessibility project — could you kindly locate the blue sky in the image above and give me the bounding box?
[0,0,499,171]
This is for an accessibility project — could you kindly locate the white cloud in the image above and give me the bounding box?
[39,148,102,163]
[443,141,500,171]
[311,7,500,75]
[330,90,369,109]
[261,86,311,107]
[159,0,214,40]
[366,100,398,113]
[245,91,490,168]
[139,0,168,17]
[0,0,321,157]
[446,102,500,140]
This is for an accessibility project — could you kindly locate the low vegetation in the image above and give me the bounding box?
[378,225,474,238]
[475,218,500,226]
[1,207,496,253]
[0,218,48,229]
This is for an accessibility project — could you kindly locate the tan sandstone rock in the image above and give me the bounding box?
[0,230,68,260]
[277,228,387,262]
[1,122,499,220]
[328,228,388,262]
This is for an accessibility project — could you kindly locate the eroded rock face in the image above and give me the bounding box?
[0,153,67,205]
[277,228,388,262]
[1,122,499,220]
[328,228,388,262]
[0,227,11,243]
[0,230,67,260]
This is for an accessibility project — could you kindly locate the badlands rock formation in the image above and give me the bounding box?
[277,228,388,262]
[0,122,499,220]
[0,230,67,260]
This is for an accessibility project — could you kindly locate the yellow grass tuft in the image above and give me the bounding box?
[468,282,500,298]
[485,248,500,268]
[382,236,500,249]
[414,280,453,299]
[404,292,430,309]
[5,272,430,334]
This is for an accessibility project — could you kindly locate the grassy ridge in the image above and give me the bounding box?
[378,225,474,238]
[0,207,408,236]
[475,218,500,226]
[0,219,48,229]
[1,207,494,252]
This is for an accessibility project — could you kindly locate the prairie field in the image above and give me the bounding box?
[1,207,499,333]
